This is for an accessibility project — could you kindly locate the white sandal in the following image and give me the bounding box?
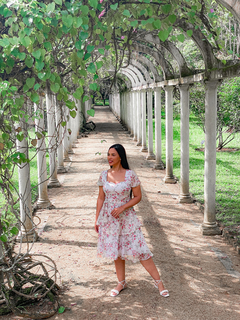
[154,279,169,298]
[110,280,127,297]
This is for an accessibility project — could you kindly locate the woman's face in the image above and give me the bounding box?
[107,148,121,167]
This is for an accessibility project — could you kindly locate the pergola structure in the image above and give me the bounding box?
[15,0,240,241]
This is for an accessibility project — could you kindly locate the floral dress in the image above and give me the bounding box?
[96,169,153,263]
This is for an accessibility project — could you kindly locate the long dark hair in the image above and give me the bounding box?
[108,144,130,169]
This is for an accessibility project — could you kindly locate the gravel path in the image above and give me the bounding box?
[3,105,240,320]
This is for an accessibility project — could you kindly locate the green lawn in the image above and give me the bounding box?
[150,112,240,226]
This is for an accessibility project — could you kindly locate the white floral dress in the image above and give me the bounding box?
[97,169,153,263]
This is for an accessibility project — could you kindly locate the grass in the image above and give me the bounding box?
[150,112,240,227]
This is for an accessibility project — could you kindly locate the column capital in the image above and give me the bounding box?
[154,86,162,92]
[204,79,222,89]
[163,85,174,92]
[178,84,190,91]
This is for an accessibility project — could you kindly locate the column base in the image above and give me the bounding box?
[35,198,53,209]
[154,162,165,170]
[133,137,137,141]
[146,153,156,160]
[48,179,61,188]
[64,156,71,162]
[163,176,177,184]
[136,141,142,146]
[68,150,74,154]
[141,146,148,152]
[57,166,67,173]
[16,230,38,243]
[72,144,77,148]
[201,223,222,235]
[130,133,134,138]
[179,194,193,203]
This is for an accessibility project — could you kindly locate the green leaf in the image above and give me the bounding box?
[38,72,45,80]
[87,109,95,117]
[130,20,138,27]
[162,4,172,14]
[0,38,10,47]
[58,306,65,314]
[96,61,103,69]
[73,17,83,28]
[10,226,19,235]
[168,14,176,24]
[73,87,83,99]
[32,50,41,59]
[89,83,98,91]
[153,20,161,29]
[87,63,96,74]
[34,83,41,90]
[177,34,185,42]
[79,31,89,40]
[81,5,89,15]
[47,2,55,12]
[89,0,98,8]
[0,235,7,242]
[98,48,104,55]
[25,56,34,68]
[70,110,77,118]
[186,30,193,37]
[16,133,24,142]
[61,121,66,127]
[51,83,60,93]
[110,3,118,10]
[55,0,62,4]
[21,36,31,48]
[123,10,131,17]
[158,29,169,42]
[35,61,44,71]
[44,42,52,51]
[30,92,39,103]
[26,78,35,89]
[62,15,73,28]
[84,53,91,60]
[87,45,95,53]
[83,95,89,102]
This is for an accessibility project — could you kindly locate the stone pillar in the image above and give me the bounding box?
[154,87,164,169]
[34,97,52,208]
[179,84,192,202]
[16,105,36,242]
[146,89,155,160]
[130,91,134,137]
[141,90,148,152]
[133,91,137,141]
[163,86,176,183]
[55,98,66,173]
[46,92,61,187]
[137,90,142,146]
[201,80,221,235]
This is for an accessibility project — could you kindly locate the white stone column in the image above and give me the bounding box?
[137,90,142,146]
[46,92,61,187]
[16,105,36,242]
[163,86,175,183]
[133,91,137,141]
[55,98,66,173]
[154,87,164,169]
[146,89,155,160]
[179,84,192,202]
[130,91,134,137]
[34,97,52,208]
[141,90,148,152]
[201,80,221,235]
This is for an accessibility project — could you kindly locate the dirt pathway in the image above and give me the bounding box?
[3,105,240,320]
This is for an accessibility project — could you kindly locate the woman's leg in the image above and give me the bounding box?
[111,257,127,295]
[140,257,168,294]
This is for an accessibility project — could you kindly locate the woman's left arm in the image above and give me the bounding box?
[111,185,142,218]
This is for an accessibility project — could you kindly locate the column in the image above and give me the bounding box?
[133,91,137,141]
[46,92,61,187]
[201,80,221,235]
[130,91,134,137]
[137,90,142,146]
[141,90,148,152]
[178,85,192,202]
[154,87,164,169]
[16,105,36,242]
[163,86,176,183]
[34,97,52,208]
[146,89,155,160]
[55,98,66,173]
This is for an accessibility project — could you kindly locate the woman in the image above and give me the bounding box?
[95,144,169,298]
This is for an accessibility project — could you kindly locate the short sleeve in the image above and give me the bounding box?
[97,171,105,186]
[130,170,141,188]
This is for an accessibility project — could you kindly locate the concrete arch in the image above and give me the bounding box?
[120,68,141,86]
[144,34,193,77]
[126,65,147,85]
[118,69,138,87]
[130,59,153,84]
[132,53,162,82]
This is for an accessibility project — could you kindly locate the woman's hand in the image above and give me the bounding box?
[111,206,125,219]
[94,221,99,233]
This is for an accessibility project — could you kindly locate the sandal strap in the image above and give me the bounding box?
[118,280,126,288]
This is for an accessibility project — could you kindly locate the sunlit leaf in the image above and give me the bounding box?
[87,109,95,117]
[58,306,65,314]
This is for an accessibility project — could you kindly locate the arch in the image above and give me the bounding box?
[132,53,163,82]
[126,64,147,85]
[130,59,153,84]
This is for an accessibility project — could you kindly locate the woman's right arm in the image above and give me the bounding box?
[95,186,105,233]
